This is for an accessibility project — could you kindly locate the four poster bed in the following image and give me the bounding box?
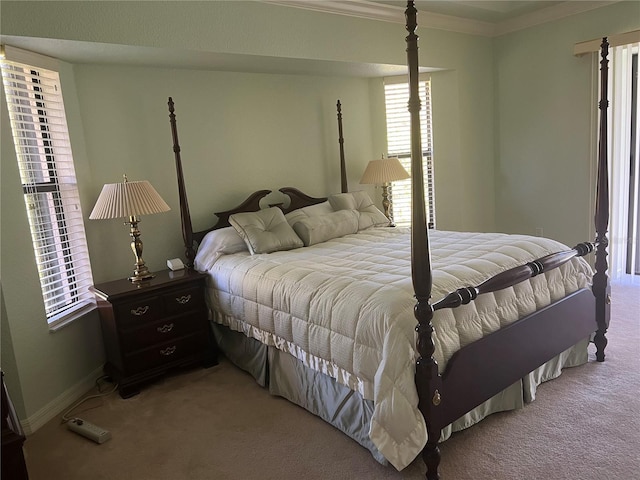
[166,3,610,478]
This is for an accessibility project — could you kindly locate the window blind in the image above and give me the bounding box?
[384,78,435,228]
[1,58,94,325]
[608,43,639,280]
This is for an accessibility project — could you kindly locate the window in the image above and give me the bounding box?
[1,48,94,328]
[628,51,639,276]
[609,41,640,281]
[384,76,435,228]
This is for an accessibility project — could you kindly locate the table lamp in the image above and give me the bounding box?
[90,175,171,282]
[359,156,410,224]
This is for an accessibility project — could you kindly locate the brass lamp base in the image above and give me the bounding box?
[381,183,396,227]
[127,216,154,283]
[129,270,154,283]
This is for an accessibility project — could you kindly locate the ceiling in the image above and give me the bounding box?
[1,1,618,77]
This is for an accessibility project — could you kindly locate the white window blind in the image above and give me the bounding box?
[1,54,94,326]
[608,42,639,281]
[384,77,435,228]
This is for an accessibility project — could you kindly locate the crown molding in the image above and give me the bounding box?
[263,1,496,37]
[574,29,640,56]
[495,1,621,36]
[265,0,403,24]
[263,1,622,38]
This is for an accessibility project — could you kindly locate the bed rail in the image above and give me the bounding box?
[432,242,595,311]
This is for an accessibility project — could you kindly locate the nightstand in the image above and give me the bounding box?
[90,269,217,398]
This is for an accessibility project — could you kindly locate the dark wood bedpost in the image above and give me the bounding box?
[336,100,348,193]
[168,97,197,268]
[405,2,443,479]
[593,38,611,362]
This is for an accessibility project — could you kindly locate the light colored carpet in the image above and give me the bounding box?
[23,282,639,480]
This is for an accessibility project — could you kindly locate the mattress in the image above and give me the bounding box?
[195,227,593,470]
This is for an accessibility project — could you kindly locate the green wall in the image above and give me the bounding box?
[494,1,640,245]
[76,66,376,282]
[3,0,632,430]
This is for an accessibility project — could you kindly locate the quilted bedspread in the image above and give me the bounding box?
[198,228,593,470]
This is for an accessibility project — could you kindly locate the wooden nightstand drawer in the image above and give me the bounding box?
[91,269,218,398]
[124,334,205,374]
[115,296,163,326]
[120,314,205,351]
[162,286,205,316]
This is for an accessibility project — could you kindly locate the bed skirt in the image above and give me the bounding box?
[212,321,589,469]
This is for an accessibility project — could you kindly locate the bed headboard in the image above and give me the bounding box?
[168,97,349,267]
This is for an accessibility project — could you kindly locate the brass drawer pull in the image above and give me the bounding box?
[131,306,149,316]
[175,295,191,305]
[160,346,176,356]
[157,323,174,334]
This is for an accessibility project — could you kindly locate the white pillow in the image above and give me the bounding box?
[292,210,359,246]
[285,200,334,226]
[328,191,390,230]
[193,227,248,271]
[230,207,303,254]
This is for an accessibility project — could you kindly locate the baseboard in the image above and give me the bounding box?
[20,365,105,435]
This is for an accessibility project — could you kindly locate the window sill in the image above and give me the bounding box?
[48,301,97,333]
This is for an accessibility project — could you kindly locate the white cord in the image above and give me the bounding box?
[61,375,118,423]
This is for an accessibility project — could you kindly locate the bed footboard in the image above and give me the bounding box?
[403,2,610,478]
[440,288,595,425]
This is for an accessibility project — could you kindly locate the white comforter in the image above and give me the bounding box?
[197,228,592,470]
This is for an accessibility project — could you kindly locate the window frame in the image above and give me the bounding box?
[383,74,436,229]
[1,45,95,330]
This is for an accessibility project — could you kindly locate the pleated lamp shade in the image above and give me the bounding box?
[359,157,410,185]
[90,179,170,220]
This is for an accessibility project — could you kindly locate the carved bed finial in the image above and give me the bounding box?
[168,97,196,268]
[336,100,348,193]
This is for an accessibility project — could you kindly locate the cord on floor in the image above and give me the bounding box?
[60,375,118,424]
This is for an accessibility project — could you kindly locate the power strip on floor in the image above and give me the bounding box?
[67,418,111,444]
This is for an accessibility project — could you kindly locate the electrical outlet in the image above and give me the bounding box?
[67,418,111,444]
[535,227,544,237]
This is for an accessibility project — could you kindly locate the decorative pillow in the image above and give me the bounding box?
[292,210,359,246]
[229,207,303,254]
[328,191,390,230]
[193,227,248,271]
[285,200,334,227]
